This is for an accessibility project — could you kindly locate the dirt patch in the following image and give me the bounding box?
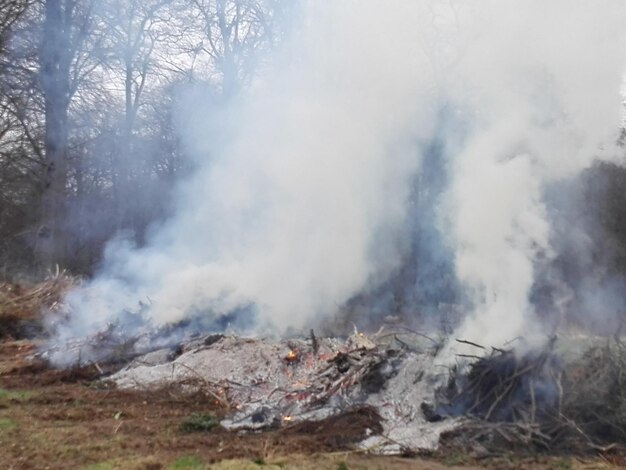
[0,383,383,469]
[5,359,114,387]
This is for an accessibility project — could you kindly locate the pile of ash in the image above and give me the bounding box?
[109,330,460,453]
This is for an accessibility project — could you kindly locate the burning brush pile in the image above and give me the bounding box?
[107,328,459,453]
[37,313,626,456]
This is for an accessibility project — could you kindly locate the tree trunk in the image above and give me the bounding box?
[113,57,134,232]
[37,0,72,271]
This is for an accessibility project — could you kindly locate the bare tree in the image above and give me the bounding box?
[190,0,286,96]
[0,0,31,53]
[94,0,187,229]
[0,0,290,276]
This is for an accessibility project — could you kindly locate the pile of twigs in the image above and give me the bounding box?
[0,271,77,338]
[434,337,626,454]
[436,338,561,423]
[306,346,391,408]
[256,339,391,418]
[554,341,626,451]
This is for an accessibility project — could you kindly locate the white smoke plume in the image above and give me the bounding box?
[55,1,437,344]
[51,1,626,360]
[443,1,626,349]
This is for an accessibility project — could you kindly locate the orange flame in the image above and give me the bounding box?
[285,350,299,362]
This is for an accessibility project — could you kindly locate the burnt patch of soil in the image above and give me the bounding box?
[281,406,383,449]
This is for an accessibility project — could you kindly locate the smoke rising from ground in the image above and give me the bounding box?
[51,1,626,359]
[443,1,626,349]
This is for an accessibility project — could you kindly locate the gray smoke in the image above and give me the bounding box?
[50,1,626,361]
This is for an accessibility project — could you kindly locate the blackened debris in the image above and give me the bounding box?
[421,402,444,423]
[167,343,184,361]
[204,334,225,347]
[331,352,351,373]
[433,341,561,422]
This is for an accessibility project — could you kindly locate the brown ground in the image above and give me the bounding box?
[0,339,623,470]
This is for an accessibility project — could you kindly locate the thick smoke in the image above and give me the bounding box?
[54,1,438,345]
[50,1,626,360]
[442,1,626,350]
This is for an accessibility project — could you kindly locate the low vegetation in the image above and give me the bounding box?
[179,413,220,433]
